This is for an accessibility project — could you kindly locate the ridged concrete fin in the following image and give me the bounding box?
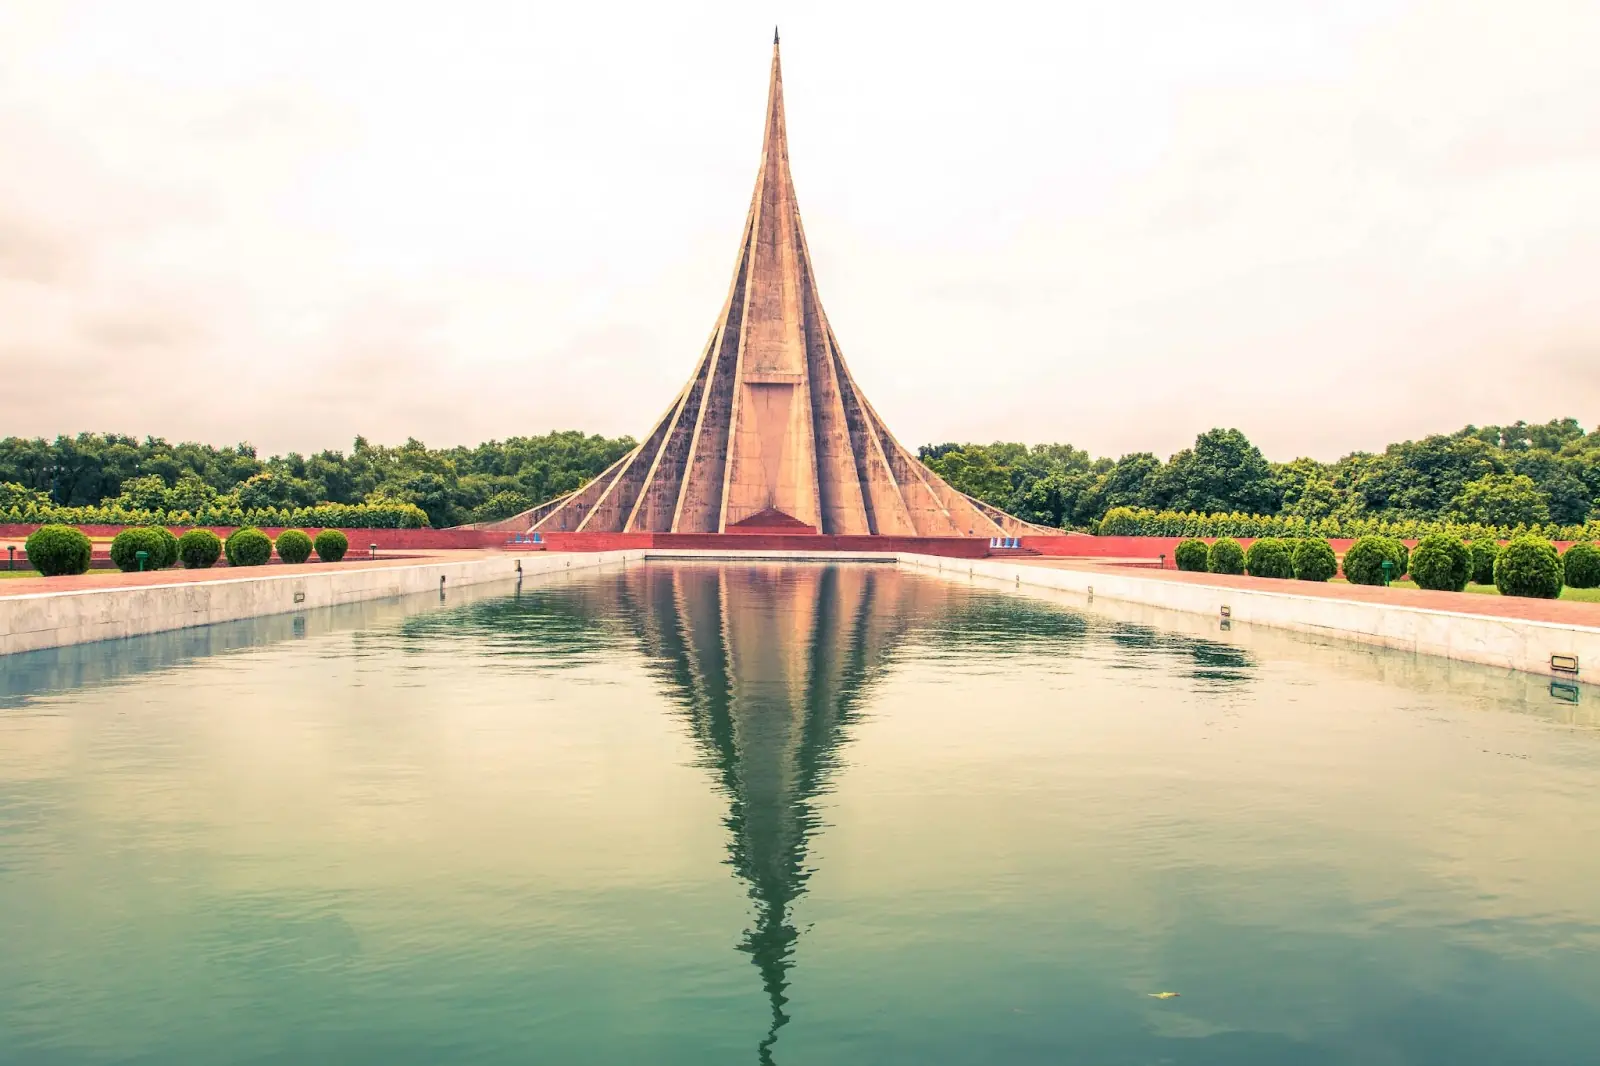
[532,451,631,532]
[576,391,681,532]
[624,331,719,532]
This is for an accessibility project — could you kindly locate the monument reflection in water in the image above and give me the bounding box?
[619,563,941,1061]
[504,561,1249,1062]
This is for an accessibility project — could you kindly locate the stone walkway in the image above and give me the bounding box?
[1016,558,1600,627]
[0,551,493,598]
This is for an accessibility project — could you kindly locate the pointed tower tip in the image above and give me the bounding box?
[773,25,780,45]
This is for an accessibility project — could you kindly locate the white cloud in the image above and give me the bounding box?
[0,0,1595,461]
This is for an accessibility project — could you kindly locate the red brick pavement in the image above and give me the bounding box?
[3,549,1595,631]
[0,551,493,598]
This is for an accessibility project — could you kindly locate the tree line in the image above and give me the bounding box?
[2,417,1596,531]
[0,431,635,529]
[920,418,1600,531]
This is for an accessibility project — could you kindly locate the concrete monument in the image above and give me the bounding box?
[519,35,1040,537]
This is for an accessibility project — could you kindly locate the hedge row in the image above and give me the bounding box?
[23,525,354,575]
[1176,536,1339,582]
[2,500,428,529]
[1097,507,1600,543]
[1170,533,1599,598]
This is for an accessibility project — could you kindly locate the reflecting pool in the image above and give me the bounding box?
[2,562,1598,1065]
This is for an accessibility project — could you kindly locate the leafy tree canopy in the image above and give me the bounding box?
[913,417,1600,530]
[0,430,635,529]
[6,417,1597,532]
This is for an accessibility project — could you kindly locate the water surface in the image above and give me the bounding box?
[2,562,1597,1064]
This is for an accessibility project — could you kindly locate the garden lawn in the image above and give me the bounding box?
[1344,578,1600,603]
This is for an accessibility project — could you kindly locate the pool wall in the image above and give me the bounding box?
[0,550,646,656]
[900,553,1597,685]
[4,550,1596,686]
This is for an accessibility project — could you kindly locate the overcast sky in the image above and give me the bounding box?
[1,1,1596,462]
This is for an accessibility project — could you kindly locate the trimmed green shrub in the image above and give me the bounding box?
[1343,535,1407,586]
[224,527,273,567]
[1245,537,1295,579]
[153,527,178,569]
[1292,538,1338,582]
[314,529,349,563]
[1207,537,1245,575]
[1468,539,1499,585]
[1174,538,1209,572]
[1409,533,1471,592]
[24,524,92,576]
[109,527,171,572]
[1494,535,1563,599]
[275,529,313,564]
[1561,542,1600,589]
[177,529,222,568]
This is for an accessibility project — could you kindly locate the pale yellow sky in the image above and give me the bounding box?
[1,0,1596,460]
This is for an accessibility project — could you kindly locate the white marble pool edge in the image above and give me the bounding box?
[0,550,653,657]
[2,549,1595,688]
[897,552,1597,687]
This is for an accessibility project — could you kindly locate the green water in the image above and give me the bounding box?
[2,562,1597,1065]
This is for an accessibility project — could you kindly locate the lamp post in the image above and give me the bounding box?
[1159,553,1167,570]
[1380,559,1393,586]
[135,549,149,572]
[369,542,378,561]
[6,545,14,571]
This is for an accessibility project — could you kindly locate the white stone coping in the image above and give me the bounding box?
[0,549,647,656]
[5,548,1595,686]
[897,552,1598,685]
[641,549,900,562]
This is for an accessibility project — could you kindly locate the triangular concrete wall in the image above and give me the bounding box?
[516,40,1041,537]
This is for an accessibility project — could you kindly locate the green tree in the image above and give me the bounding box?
[115,474,170,512]
[0,481,48,510]
[1017,470,1096,529]
[1450,473,1550,527]
[167,473,217,512]
[1274,457,1353,520]
[924,448,1009,504]
[1074,452,1161,524]
[1507,450,1592,525]
[1349,434,1503,516]
[236,471,318,511]
[1156,429,1278,515]
[471,490,535,524]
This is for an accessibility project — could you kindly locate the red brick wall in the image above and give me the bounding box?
[539,532,992,557]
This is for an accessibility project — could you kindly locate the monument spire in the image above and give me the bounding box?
[505,40,1045,538]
